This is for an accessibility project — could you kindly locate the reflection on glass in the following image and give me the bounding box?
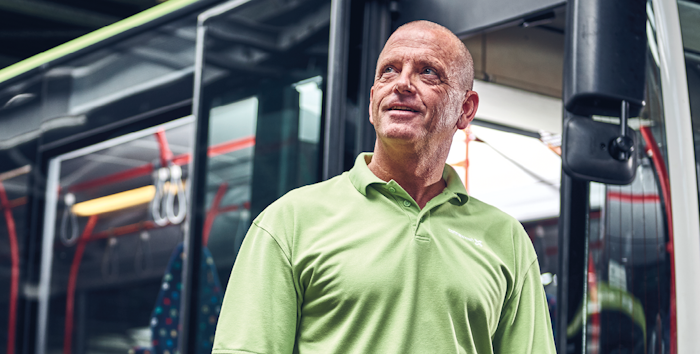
[195,0,330,351]
[0,166,30,354]
[41,118,194,354]
[41,15,198,145]
[570,9,672,352]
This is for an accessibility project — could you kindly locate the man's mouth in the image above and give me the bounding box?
[388,106,418,112]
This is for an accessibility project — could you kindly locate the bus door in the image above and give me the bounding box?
[36,117,196,354]
[560,0,700,353]
[182,0,331,352]
[379,0,694,353]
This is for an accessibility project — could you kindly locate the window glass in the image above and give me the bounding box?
[40,13,198,145]
[0,74,42,354]
[571,5,673,352]
[40,117,194,354]
[0,166,30,354]
[194,0,330,351]
[677,0,700,212]
[0,73,43,172]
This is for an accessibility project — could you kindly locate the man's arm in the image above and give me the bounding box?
[492,259,556,354]
[212,222,299,354]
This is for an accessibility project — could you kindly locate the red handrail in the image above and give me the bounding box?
[0,181,19,354]
[203,183,228,247]
[154,129,174,167]
[640,125,676,354]
[588,254,600,354]
[67,135,255,193]
[64,215,99,354]
[58,134,254,353]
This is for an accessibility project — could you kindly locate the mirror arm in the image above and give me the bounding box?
[610,100,635,161]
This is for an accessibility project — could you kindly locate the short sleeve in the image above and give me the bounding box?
[212,222,299,354]
[492,259,556,354]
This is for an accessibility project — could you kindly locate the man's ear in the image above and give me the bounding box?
[369,86,375,125]
[457,90,479,130]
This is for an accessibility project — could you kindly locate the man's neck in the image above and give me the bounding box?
[367,142,449,209]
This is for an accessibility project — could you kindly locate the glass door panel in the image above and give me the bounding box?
[38,117,195,354]
[570,5,673,351]
[191,0,330,351]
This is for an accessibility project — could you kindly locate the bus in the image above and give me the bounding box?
[0,0,698,353]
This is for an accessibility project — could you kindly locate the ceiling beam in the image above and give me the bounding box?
[0,30,89,39]
[0,0,120,28]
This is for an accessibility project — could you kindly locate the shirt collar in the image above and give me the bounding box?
[349,152,470,205]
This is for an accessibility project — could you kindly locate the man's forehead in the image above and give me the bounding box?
[387,26,446,47]
[379,27,458,62]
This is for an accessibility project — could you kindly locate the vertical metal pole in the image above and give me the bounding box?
[180,15,208,354]
[355,0,390,155]
[323,0,350,180]
[556,161,589,354]
[36,157,61,354]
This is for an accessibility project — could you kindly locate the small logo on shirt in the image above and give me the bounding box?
[448,228,483,247]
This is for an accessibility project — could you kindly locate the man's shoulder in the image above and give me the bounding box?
[464,195,520,226]
[255,172,352,220]
[279,172,351,204]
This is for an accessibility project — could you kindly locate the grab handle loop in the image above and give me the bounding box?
[60,193,80,246]
[101,237,119,279]
[151,166,170,226]
[134,230,151,274]
[166,164,187,225]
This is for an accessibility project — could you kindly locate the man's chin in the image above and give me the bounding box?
[379,129,424,145]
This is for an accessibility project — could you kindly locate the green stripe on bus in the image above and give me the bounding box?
[0,0,201,84]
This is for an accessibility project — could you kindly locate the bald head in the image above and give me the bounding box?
[387,21,474,91]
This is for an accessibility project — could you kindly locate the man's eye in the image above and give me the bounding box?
[383,67,396,74]
[423,68,437,75]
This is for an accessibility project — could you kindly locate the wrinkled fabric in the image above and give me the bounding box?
[213,153,555,354]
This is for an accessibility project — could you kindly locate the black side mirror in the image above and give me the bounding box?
[562,114,638,185]
[561,0,647,184]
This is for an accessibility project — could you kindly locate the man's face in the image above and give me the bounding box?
[369,26,471,149]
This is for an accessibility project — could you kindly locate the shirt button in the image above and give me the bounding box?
[403,200,411,207]
[389,187,396,193]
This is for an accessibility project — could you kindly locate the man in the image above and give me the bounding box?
[213,20,555,353]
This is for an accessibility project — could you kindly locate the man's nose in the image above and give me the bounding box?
[394,71,414,94]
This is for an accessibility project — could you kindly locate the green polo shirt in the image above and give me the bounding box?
[213,153,555,354]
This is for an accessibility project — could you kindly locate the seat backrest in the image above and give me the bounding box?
[139,243,223,354]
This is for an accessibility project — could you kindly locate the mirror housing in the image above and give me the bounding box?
[563,0,646,118]
[562,115,638,185]
[561,0,647,184]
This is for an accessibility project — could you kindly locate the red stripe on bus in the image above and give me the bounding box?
[607,191,660,203]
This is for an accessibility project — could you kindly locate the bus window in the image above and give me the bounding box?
[573,4,673,352]
[193,0,330,351]
[0,166,30,354]
[678,0,700,214]
[0,71,42,354]
[40,13,198,146]
[38,117,195,354]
